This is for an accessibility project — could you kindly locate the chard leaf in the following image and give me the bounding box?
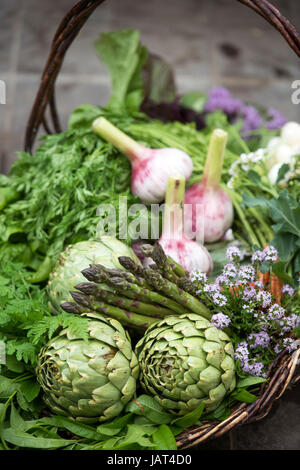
[152,424,177,450]
[126,395,173,424]
[95,29,147,112]
[2,428,75,449]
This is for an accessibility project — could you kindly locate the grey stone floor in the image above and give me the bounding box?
[0,0,299,449]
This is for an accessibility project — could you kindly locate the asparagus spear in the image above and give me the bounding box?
[75,282,175,318]
[70,291,158,330]
[143,267,212,320]
[61,302,85,314]
[108,277,190,314]
[82,267,189,314]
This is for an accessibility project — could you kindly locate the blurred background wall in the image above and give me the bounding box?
[0,0,299,449]
[0,0,299,173]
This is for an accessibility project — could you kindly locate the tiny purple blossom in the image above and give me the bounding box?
[248,331,270,349]
[283,338,297,353]
[281,284,295,296]
[222,263,238,279]
[190,270,207,283]
[243,285,256,301]
[263,245,278,263]
[267,304,286,321]
[212,292,227,307]
[226,246,242,262]
[234,341,249,362]
[251,250,265,264]
[211,313,231,330]
[242,360,266,377]
[238,265,256,284]
[203,283,220,294]
[257,290,272,308]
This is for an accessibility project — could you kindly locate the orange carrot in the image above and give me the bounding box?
[270,272,282,305]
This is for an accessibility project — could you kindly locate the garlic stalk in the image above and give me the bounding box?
[144,175,213,274]
[92,117,193,203]
[185,129,233,243]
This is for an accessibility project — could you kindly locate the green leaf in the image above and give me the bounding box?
[231,389,257,403]
[152,424,177,450]
[37,416,101,440]
[10,402,26,431]
[95,29,147,112]
[269,190,300,238]
[237,376,267,388]
[97,413,133,436]
[5,354,25,373]
[276,163,290,184]
[179,91,207,113]
[126,395,173,424]
[2,428,75,449]
[20,380,40,403]
[171,402,205,429]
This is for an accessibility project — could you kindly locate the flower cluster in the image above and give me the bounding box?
[190,246,299,378]
[204,87,286,134]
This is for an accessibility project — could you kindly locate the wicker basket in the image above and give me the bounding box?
[23,0,300,449]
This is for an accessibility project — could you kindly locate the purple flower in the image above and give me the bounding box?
[263,245,278,263]
[243,285,257,301]
[283,337,297,353]
[266,108,287,130]
[255,280,264,289]
[211,312,231,330]
[285,314,300,329]
[234,341,249,362]
[267,303,286,321]
[240,105,262,133]
[203,283,220,294]
[248,331,270,349]
[251,250,265,264]
[212,292,228,307]
[257,290,272,308]
[222,263,238,279]
[242,360,266,377]
[238,265,256,284]
[226,246,242,262]
[190,270,207,284]
[281,284,295,296]
[215,274,230,286]
[204,87,243,114]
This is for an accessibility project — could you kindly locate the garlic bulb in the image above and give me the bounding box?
[92,117,193,203]
[185,129,233,243]
[144,175,213,274]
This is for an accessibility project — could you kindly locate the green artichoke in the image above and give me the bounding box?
[47,236,141,311]
[36,313,139,423]
[135,314,236,415]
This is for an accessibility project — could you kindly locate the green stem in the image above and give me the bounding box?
[223,186,261,248]
[70,291,158,330]
[143,268,212,320]
[92,117,145,164]
[162,175,185,239]
[75,282,174,318]
[202,129,228,188]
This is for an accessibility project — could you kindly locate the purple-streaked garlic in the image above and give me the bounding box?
[92,117,193,203]
[144,175,213,274]
[185,129,233,243]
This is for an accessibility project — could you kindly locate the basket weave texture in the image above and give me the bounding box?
[23,0,300,449]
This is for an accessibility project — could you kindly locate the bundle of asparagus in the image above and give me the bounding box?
[61,243,212,330]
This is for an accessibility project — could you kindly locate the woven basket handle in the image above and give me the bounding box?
[24,0,300,154]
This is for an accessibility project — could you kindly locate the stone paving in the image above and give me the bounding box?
[0,0,299,449]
